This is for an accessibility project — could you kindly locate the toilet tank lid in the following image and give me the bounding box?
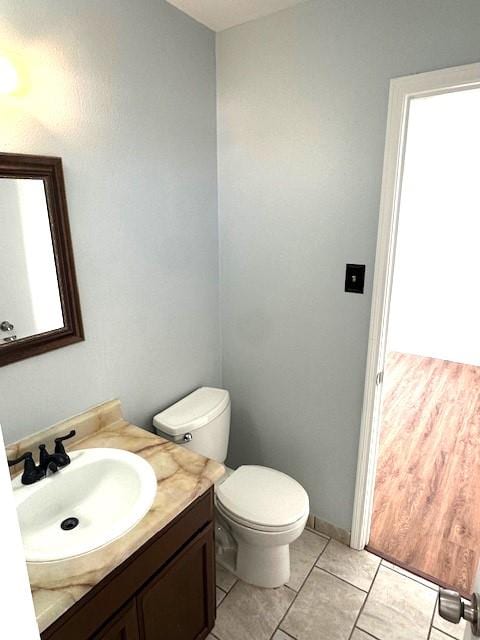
[153,387,230,435]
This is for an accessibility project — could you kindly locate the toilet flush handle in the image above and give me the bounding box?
[184,433,193,442]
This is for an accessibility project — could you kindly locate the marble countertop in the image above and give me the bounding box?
[6,400,224,634]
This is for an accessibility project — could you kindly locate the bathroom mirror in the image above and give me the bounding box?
[0,152,83,366]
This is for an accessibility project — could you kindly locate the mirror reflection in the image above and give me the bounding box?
[0,177,64,344]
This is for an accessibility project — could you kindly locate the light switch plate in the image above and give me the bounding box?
[345,264,365,294]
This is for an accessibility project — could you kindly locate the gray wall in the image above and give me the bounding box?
[217,0,480,530]
[3,0,480,532]
[0,0,220,444]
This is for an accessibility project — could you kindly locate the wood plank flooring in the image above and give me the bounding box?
[368,352,480,596]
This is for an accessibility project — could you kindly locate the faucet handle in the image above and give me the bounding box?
[38,444,50,470]
[8,451,45,485]
[54,429,76,455]
[8,451,33,468]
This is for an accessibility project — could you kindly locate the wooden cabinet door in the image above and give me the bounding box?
[93,600,139,640]
[137,524,215,640]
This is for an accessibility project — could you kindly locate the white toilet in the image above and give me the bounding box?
[153,387,309,588]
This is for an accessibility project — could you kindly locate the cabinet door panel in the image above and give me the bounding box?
[92,601,139,640]
[138,523,215,640]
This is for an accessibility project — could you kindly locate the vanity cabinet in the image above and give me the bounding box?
[41,488,216,640]
[95,602,139,640]
[137,528,213,640]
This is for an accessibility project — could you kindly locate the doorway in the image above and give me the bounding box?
[351,63,480,597]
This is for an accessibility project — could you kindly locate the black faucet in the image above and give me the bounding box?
[8,429,76,485]
[8,451,45,485]
[39,430,76,475]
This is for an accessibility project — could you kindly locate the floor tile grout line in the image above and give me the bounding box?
[274,628,297,640]
[353,630,382,640]
[214,584,234,611]
[431,626,463,640]
[214,576,239,619]
[346,559,382,640]
[215,566,238,596]
[430,608,463,640]
[270,569,310,640]
[268,535,332,640]
[355,627,386,640]
[380,558,439,592]
[285,535,331,595]
[353,626,384,640]
[296,534,332,592]
[313,565,371,594]
[271,544,330,639]
[427,593,439,640]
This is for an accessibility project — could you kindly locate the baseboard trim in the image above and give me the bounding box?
[308,514,351,546]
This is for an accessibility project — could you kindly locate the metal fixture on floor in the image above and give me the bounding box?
[439,588,480,636]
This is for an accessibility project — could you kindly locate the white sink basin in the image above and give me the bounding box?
[12,448,157,563]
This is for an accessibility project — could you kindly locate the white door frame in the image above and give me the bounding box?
[350,61,480,551]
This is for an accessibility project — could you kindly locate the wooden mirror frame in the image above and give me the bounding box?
[0,152,84,366]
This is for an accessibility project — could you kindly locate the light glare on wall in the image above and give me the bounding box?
[0,56,19,95]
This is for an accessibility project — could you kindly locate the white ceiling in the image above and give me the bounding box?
[166,0,307,32]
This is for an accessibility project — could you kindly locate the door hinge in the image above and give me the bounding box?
[376,371,384,386]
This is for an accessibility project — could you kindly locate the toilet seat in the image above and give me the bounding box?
[216,465,309,532]
[216,498,308,533]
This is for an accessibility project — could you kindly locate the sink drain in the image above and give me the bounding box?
[60,517,79,531]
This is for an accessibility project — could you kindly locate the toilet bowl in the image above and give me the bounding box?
[153,387,309,588]
[215,465,308,587]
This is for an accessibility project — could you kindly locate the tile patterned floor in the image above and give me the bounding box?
[208,529,467,640]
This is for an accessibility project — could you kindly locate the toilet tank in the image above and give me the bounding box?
[153,387,230,463]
